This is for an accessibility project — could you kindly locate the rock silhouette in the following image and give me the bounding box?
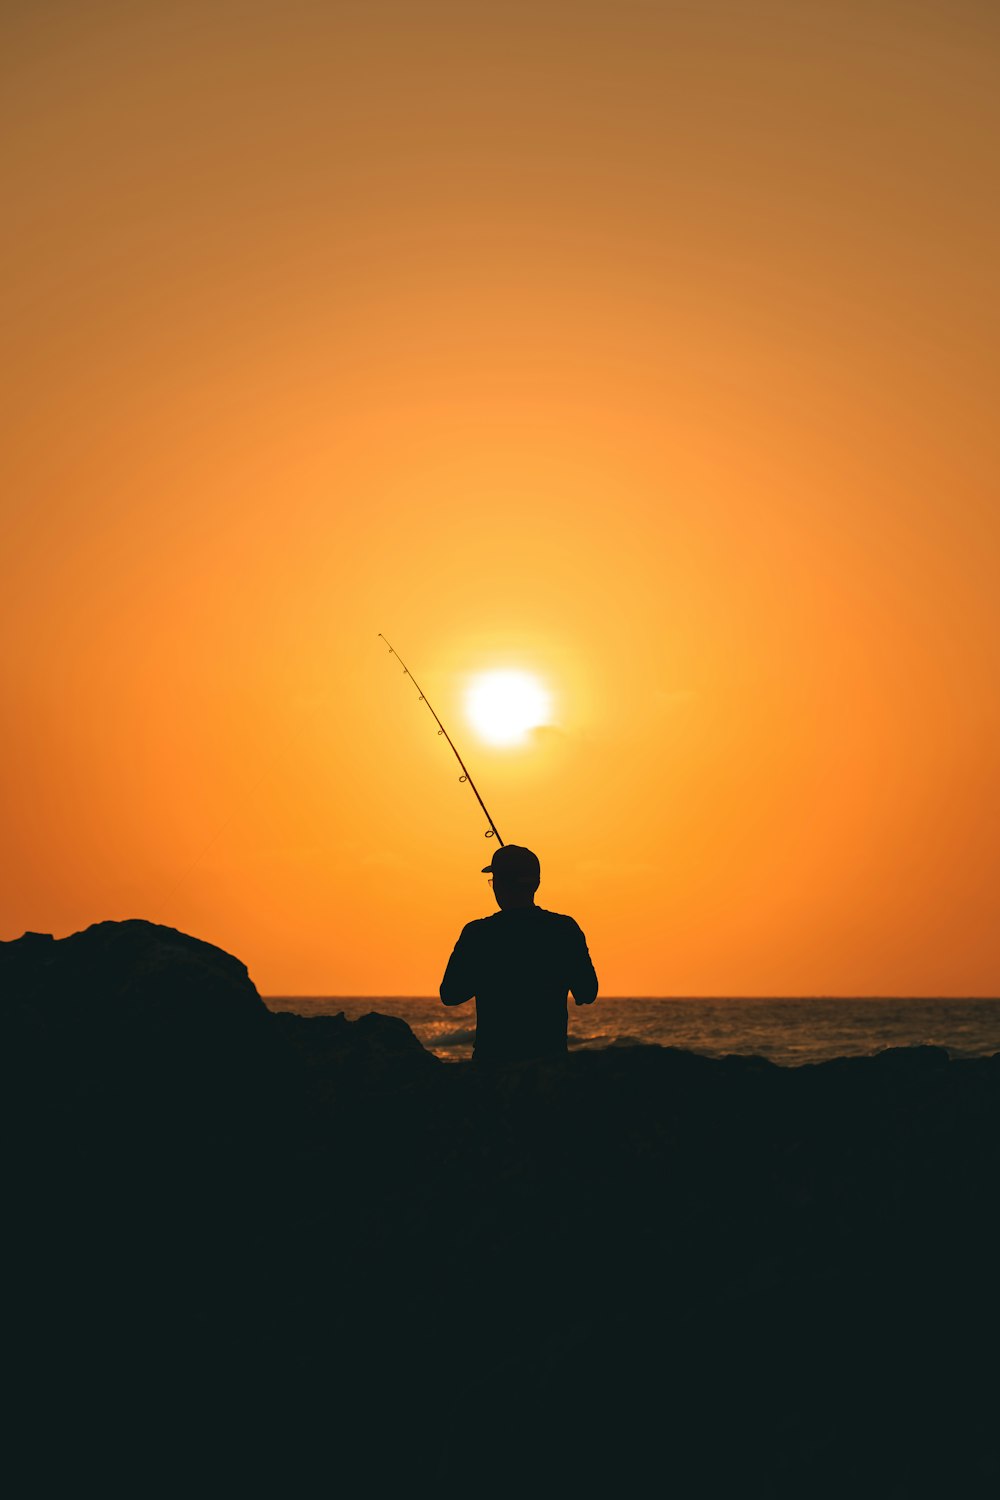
[5,921,999,1493]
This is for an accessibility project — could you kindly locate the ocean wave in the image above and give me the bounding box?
[429,1027,477,1049]
[571,1033,655,1050]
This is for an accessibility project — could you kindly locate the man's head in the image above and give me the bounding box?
[481,844,540,910]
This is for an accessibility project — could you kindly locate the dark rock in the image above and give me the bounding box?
[1,918,276,1111]
[2,916,264,1019]
[273,1007,439,1093]
[1,919,441,1120]
[870,1043,952,1071]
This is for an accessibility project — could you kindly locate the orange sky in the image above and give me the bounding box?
[3,1,998,995]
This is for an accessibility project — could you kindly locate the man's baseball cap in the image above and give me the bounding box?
[482,844,541,883]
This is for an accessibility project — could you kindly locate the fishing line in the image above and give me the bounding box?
[379,633,505,846]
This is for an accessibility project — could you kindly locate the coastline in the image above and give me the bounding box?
[7,921,999,1492]
[264,991,1000,1065]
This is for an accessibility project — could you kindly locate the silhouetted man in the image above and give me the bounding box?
[440,845,598,1064]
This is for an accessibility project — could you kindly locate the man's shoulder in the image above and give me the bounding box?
[456,915,492,939]
[534,908,586,935]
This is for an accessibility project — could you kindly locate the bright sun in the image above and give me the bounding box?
[466,670,551,747]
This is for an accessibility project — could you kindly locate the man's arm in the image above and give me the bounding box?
[440,922,478,1006]
[568,921,599,1007]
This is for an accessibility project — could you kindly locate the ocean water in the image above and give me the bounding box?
[265,994,1000,1066]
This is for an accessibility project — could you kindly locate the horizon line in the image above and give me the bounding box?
[263,992,1000,1002]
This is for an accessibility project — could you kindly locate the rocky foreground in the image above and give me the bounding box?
[5,921,999,1494]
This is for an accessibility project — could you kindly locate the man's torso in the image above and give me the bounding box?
[446,906,592,1063]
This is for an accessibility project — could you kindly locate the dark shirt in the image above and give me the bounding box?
[440,905,598,1063]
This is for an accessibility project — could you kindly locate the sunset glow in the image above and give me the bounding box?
[2,2,998,997]
[466,671,552,747]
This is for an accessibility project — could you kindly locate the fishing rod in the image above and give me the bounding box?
[379,633,505,846]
